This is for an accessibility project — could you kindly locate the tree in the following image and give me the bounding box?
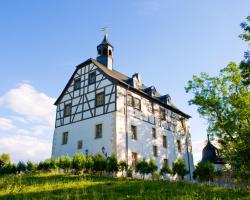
[118,161,128,177]
[106,154,118,175]
[160,163,172,177]
[58,156,71,173]
[172,159,188,180]
[85,155,94,174]
[185,62,250,181]
[26,161,37,172]
[17,161,27,174]
[135,158,149,179]
[0,153,10,165]
[148,157,158,178]
[193,161,215,182]
[93,154,107,175]
[72,153,86,174]
[0,160,4,170]
[0,164,17,175]
[239,15,250,86]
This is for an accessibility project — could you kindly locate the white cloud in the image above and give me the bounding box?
[0,83,56,127]
[0,82,56,163]
[0,117,15,130]
[0,135,51,163]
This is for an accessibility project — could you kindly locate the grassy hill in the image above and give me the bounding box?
[0,173,249,200]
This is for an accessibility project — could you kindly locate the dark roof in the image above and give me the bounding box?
[97,34,113,48]
[202,140,225,164]
[54,58,191,118]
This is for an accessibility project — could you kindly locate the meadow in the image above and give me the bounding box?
[0,173,249,200]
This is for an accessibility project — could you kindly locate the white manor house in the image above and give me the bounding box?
[52,35,194,179]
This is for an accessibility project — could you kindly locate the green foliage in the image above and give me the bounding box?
[72,153,86,173]
[26,161,37,172]
[85,155,94,173]
[148,157,158,176]
[93,154,107,174]
[193,161,215,182]
[17,161,27,173]
[58,156,71,173]
[239,15,250,42]
[0,163,17,175]
[135,158,149,179]
[185,62,250,181]
[106,154,118,174]
[172,159,188,180]
[0,153,10,165]
[160,163,172,176]
[118,160,128,177]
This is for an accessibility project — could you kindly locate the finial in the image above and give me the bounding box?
[100,26,108,38]
[207,134,210,142]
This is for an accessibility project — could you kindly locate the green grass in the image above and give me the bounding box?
[0,173,249,200]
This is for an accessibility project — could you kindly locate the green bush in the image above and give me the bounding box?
[85,155,94,173]
[135,158,149,179]
[58,156,71,173]
[72,153,86,173]
[118,160,128,177]
[17,161,27,173]
[148,157,158,177]
[172,159,189,180]
[106,154,118,175]
[0,163,17,175]
[160,163,172,176]
[26,161,37,172]
[93,154,107,175]
[193,161,215,182]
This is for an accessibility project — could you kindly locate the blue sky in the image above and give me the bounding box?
[0,0,249,163]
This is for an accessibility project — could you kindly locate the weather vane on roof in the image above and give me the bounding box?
[100,26,108,37]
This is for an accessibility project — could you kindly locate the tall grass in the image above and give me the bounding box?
[0,173,249,199]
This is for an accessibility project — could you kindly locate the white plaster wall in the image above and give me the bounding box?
[52,112,116,158]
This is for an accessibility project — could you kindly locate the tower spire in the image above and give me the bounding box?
[96,28,114,70]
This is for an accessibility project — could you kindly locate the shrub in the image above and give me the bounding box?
[17,161,27,173]
[127,167,133,178]
[193,161,215,182]
[37,161,45,171]
[85,155,94,173]
[135,158,149,179]
[58,156,71,173]
[26,161,37,172]
[72,153,85,173]
[93,154,107,175]
[0,163,17,175]
[118,160,128,177]
[160,163,172,176]
[148,157,158,177]
[172,159,189,180]
[0,160,4,170]
[106,154,118,175]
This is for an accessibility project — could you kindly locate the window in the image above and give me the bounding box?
[62,132,68,145]
[132,152,138,166]
[177,140,181,153]
[160,108,165,120]
[148,102,154,113]
[96,92,105,106]
[127,95,133,106]
[152,128,156,139]
[64,103,71,117]
[109,49,112,56]
[74,78,81,90]
[88,72,96,85]
[77,140,83,149]
[131,125,137,140]
[134,98,141,110]
[98,49,101,55]
[163,135,167,148]
[153,145,158,157]
[163,159,168,166]
[95,124,102,138]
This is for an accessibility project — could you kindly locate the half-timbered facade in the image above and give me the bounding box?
[52,34,194,179]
